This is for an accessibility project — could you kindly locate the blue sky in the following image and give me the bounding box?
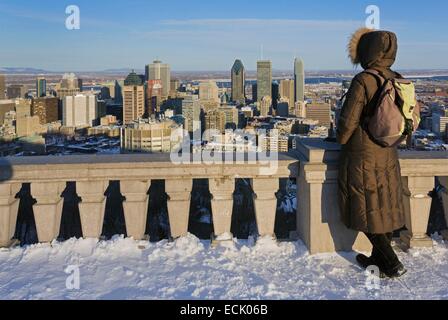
[0,0,447,71]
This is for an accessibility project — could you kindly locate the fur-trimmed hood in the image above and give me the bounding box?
[348,28,398,70]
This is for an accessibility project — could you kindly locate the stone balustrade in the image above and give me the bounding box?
[0,153,297,247]
[294,139,448,254]
[0,141,447,254]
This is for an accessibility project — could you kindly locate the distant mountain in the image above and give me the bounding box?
[0,67,148,75]
[101,68,144,74]
[0,67,62,74]
[1,66,447,78]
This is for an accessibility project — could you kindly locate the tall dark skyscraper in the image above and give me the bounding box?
[252,83,257,103]
[257,60,272,103]
[36,77,47,97]
[272,81,279,108]
[0,74,5,99]
[114,80,123,104]
[294,58,305,103]
[231,59,246,104]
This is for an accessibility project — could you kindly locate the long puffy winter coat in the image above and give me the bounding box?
[337,28,406,234]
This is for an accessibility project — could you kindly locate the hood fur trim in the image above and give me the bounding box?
[348,28,375,65]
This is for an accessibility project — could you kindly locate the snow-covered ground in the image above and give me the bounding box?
[1,233,447,300]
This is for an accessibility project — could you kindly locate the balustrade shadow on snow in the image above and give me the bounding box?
[441,178,448,238]
[428,178,448,235]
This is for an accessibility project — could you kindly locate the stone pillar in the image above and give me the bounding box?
[166,179,192,239]
[121,180,151,240]
[252,178,279,238]
[439,177,448,240]
[77,181,108,239]
[400,176,435,249]
[0,183,21,247]
[31,182,65,243]
[297,165,372,254]
[209,177,235,237]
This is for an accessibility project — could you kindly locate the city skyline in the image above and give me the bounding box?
[0,0,447,71]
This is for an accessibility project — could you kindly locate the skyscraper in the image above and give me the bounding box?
[0,100,15,124]
[114,80,123,104]
[257,60,272,103]
[271,81,279,108]
[36,77,47,97]
[7,84,28,99]
[182,95,201,135]
[170,79,180,96]
[62,94,99,127]
[205,109,226,136]
[294,58,305,103]
[146,80,163,115]
[259,96,272,117]
[252,83,257,102]
[295,101,307,118]
[56,73,82,98]
[123,71,145,124]
[199,81,220,103]
[147,60,171,97]
[279,79,295,115]
[219,106,239,129]
[0,74,5,100]
[306,103,332,128]
[31,97,58,124]
[15,99,31,119]
[61,73,82,90]
[276,100,290,117]
[231,59,246,104]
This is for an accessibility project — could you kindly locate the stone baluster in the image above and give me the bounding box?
[209,177,235,237]
[77,181,108,239]
[0,183,21,247]
[121,180,151,240]
[165,179,193,239]
[400,176,435,249]
[31,182,65,243]
[439,177,448,240]
[252,178,279,238]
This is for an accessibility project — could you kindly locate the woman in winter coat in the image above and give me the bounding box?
[337,28,407,278]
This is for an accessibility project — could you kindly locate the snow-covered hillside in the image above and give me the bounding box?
[0,234,447,300]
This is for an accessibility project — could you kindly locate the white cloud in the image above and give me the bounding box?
[161,18,362,30]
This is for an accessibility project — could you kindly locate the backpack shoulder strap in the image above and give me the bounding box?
[360,69,388,131]
[393,71,404,79]
[363,69,386,87]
